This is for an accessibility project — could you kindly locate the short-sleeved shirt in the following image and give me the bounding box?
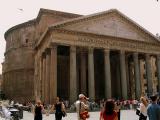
[147,103,160,120]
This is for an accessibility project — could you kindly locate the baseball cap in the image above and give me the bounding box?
[79,94,89,100]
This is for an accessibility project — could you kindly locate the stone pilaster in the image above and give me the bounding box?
[133,53,141,99]
[80,51,87,94]
[70,46,77,104]
[120,50,128,99]
[88,47,95,100]
[50,45,57,104]
[104,49,111,99]
[145,54,153,96]
[156,54,160,95]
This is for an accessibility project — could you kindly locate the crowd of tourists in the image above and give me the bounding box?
[1,94,160,120]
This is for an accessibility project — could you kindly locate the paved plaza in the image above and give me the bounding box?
[19,110,142,120]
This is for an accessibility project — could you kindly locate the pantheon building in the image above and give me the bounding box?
[2,8,160,104]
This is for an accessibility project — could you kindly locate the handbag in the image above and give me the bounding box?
[136,108,140,116]
[139,113,147,120]
[61,111,67,117]
[80,110,89,119]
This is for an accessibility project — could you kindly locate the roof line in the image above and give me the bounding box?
[4,8,82,40]
[49,9,159,42]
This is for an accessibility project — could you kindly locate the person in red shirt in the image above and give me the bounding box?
[100,100,118,120]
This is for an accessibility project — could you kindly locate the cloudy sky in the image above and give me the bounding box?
[0,0,160,74]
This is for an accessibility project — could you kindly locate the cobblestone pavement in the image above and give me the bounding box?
[16,110,144,120]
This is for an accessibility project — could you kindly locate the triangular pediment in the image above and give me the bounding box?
[51,9,159,43]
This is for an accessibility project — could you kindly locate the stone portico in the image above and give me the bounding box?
[3,8,160,104]
[35,9,160,104]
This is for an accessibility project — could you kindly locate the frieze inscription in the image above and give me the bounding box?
[39,33,160,55]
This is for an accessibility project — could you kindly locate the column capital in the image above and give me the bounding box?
[145,53,151,57]
[145,53,151,60]
[133,52,138,55]
[79,47,88,54]
[157,54,160,60]
[50,44,57,50]
[48,43,58,48]
[133,52,139,59]
[104,49,110,53]
[120,50,125,54]
[70,46,76,52]
[88,47,94,54]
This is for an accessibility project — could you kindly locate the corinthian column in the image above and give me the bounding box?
[39,56,43,100]
[145,54,153,96]
[42,54,46,102]
[88,47,95,100]
[45,49,51,103]
[133,53,141,99]
[50,45,57,103]
[120,50,128,99]
[80,51,87,94]
[70,46,77,104]
[156,55,160,95]
[104,49,111,99]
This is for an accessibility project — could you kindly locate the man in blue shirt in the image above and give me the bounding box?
[147,95,160,120]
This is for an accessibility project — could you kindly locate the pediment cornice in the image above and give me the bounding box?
[50,9,159,42]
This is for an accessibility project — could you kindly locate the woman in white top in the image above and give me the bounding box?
[139,97,148,120]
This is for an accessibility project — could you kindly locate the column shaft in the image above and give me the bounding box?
[70,46,77,104]
[45,51,50,103]
[120,51,128,99]
[88,48,95,100]
[104,49,111,99]
[145,54,153,96]
[133,53,141,99]
[42,56,46,102]
[50,46,57,103]
[80,52,87,94]
[39,57,43,100]
[156,55,160,95]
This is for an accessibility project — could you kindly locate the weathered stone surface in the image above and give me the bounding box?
[3,9,80,103]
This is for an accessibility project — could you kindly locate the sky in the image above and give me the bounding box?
[0,0,160,74]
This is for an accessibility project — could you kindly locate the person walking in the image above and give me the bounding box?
[75,94,89,120]
[147,95,160,120]
[34,100,44,120]
[99,99,118,120]
[139,97,148,120]
[50,97,66,120]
